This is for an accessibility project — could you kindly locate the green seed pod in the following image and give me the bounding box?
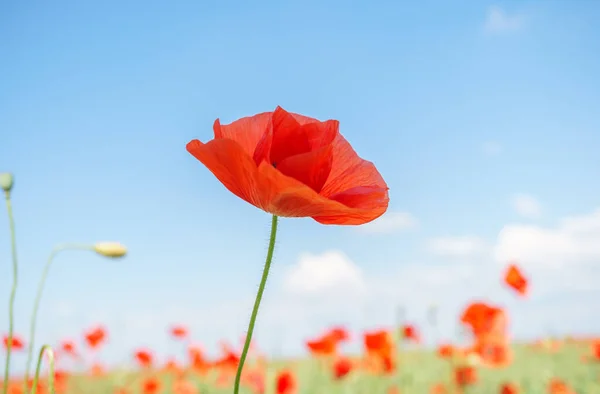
[0,172,14,193]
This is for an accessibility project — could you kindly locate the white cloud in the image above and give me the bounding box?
[494,208,600,268]
[283,250,367,297]
[358,211,418,234]
[482,141,503,156]
[512,193,542,218]
[484,6,525,34]
[427,236,487,257]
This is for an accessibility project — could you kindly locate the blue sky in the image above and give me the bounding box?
[1,0,599,370]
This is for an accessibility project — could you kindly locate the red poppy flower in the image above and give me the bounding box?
[306,334,338,357]
[332,357,353,380]
[401,324,420,342]
[504,263,528,296]
[471,339,513,368]
[170,325,188,339]
[460,302,506,338]
[84,325,107,349]
[186,106,389,225]
[548,378,576,394]
[364,330,393,358]
[275,370,296,394]
[60,340,77,356]
[326,326,350,343]
[500,382,520,394]
[437,344,455,359]
[2,334,24,350]
[142,377,161,394]
[454,366,477,387]
[134,349,154,368]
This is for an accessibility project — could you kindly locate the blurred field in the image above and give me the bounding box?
[3,338,600,394]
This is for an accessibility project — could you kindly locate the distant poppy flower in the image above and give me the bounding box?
[401,324,420,342]
[53,370,70,392]
[461,302,507,338]
[437,344,454,359]
[275,370,296,394]
[84,325,107,349]
[333,357,353,380]
[548,378,576,394]
[60,340,77,357]
[454,366,477,387]
[186,106,389,225]
[170,325,188,339]
[188,345,210,373]
[364,330,394,358]
[592,340,600,360]
[326,326,350,343]
[134,349,154,368]
[2,334,24,350]
[504,263,528,296]
[430,383,447,394]
[214,343,240,371]
[472,340,513,368]
[500,382,520,394]
[381,354,396,374]
[306,334,337,357]
[142,377,161,394]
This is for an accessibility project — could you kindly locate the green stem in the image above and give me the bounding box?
[31,345,55,394]
[233,215,278,394]
[23,244,94,386]
[2,191,18,394]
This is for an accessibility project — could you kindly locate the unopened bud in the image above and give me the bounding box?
[0,173,14,193]
[94,242,127,258]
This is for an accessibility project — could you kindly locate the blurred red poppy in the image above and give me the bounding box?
[275,370,296,394]
[333,357,353,380]
[170,325,188,339]
[461,302,506,338]
[60,340,77,356]
[504,263,528,296]
[2,334,24,350]
[454,366,477,387]
[134,349,154,368]
[84,325,107,349]
[401,324,420,342]
[306,334,338,357]
[187,106,389,225]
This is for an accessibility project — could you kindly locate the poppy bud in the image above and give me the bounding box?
[0,172,14,193]
[93,242,127,258]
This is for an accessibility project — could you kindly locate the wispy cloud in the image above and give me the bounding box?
[426,236,488,257]
[494,207,600,268]
[511,193,542,218]
[484,6,526,34]
[358,211,418,234]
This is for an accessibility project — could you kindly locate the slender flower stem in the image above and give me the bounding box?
[23,244,95,385]
[31,345,55,394]
[233,215,278,394]
[2,191,18,394]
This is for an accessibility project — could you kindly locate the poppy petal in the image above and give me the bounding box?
[213,112,272,157]
[256,163,386,224]
[269,106,339,165]
[186,139,267,211]
[319,133,389,209]
[275,143,334,193]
